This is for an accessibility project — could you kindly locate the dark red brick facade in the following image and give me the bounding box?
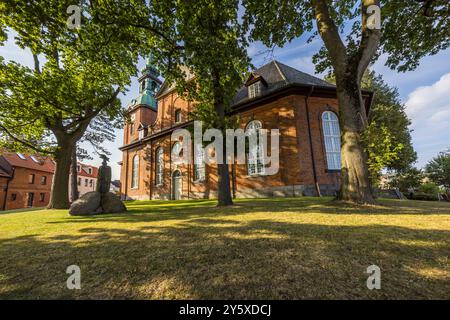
[119,61,372,200]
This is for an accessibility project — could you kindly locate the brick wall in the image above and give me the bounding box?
[3,168,53,210]
[120,90,343,200]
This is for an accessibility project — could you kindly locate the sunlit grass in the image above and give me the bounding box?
[0,197,449,299]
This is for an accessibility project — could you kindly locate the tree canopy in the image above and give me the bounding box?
[243,0,448,204]
[425,150,450,189]
[0,0,142,208]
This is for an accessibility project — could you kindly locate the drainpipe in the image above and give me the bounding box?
[149,142,153,200]
[305,86,321,197]
[2,168,14,211]
[124,150,129,200]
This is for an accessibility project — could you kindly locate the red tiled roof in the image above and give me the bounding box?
[0,152,55,174]
[77,162,98,178]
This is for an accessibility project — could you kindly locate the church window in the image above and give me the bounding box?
[322,111,341,170]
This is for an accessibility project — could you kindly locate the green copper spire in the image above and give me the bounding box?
[128,56,161,111]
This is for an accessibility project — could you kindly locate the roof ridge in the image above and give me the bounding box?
[274,60,331,84]
[272,60,287,82]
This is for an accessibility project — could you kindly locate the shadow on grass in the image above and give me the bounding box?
[45,197,450,227]
[1,212,449,299]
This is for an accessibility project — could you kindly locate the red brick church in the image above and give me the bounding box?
[119,60,373,200]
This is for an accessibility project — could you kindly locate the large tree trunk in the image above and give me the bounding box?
[336,74,375,204]
[212,69,234,207]
[217,162,233,206]
[70,146,79,202]
[48,141,74,209]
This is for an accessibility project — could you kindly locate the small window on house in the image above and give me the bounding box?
[41,176,47,185]
[78,178,81,186]
[17,153,26,160]
[130,123,135,135]
[175,109,182,123]
[85,179,88,187]
[139,129,144,140]
[248,82,261,99]
[30,156,40,163]
[11,193,17,201]
[29,174,35,184]
[141,80,146,92]
[39,193,45,202]
[89,179,93,187]
[77,165,80,172]
[88,167,92,175]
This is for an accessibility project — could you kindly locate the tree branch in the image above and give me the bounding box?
[0,123,56,155]
[312,0,348,74]
[353,0,382,81]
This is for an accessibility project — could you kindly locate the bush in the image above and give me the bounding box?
[418,182,440,195]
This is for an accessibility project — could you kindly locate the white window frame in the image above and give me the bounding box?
[155,148,164,186]
[175,109,182,123]
[193,143,205,182]
[131,155,139,189]
[246,120,265,176]
[322,111,341,170]
[248,82,261,99]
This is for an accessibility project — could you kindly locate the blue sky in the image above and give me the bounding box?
[1,30,449,180]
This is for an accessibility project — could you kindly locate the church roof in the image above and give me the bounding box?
[155,60,334,105]
[232,60,334,105]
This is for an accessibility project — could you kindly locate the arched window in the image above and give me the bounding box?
[322,111,341,170]
[172,142,182,157]
[246,120,265,176]
[193,143,205,182]
[131,155,139,188]
[155,147,164,186]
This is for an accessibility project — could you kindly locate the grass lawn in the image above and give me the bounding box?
[0,197,449,299]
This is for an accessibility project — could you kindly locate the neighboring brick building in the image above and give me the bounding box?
[119,60,373,200]
[69,163,99,201]
[0,152,54,210]
[0,153,100,210]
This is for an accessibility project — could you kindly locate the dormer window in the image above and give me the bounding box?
[88,167,92,175]
[248,81,262,99]
[17,153,26,160]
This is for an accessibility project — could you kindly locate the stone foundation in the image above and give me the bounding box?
[124,184,339,201]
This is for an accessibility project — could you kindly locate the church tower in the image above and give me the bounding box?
[124,57,162,145]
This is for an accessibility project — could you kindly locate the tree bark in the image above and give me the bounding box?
[48,140,74,209]
[335,73,374,204]
[212,69,234,207]
[70,146,79,202]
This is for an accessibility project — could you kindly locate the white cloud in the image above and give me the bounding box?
[406,73,450,118]
[405,73,450,167]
